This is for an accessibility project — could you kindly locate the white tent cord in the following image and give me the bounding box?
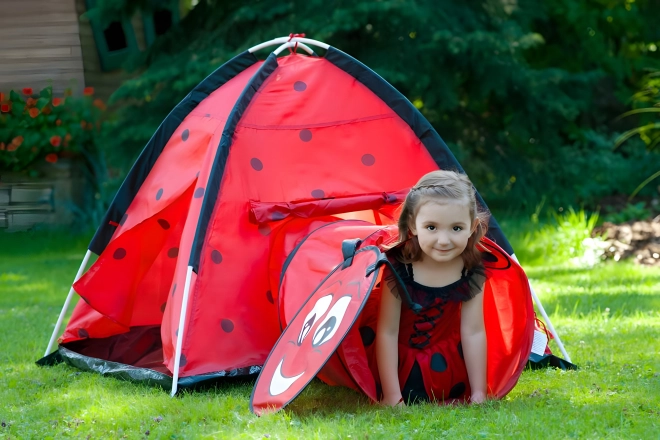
[44,250,92,356]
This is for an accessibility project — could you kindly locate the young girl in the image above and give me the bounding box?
[377,170,489,406]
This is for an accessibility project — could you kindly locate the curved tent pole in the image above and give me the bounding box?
[511,254,571,362]
[272,41,315,56]
[248,36,330,54]
[44,250,93,356]
[171,265,194,396]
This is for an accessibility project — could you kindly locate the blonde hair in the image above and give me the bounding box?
[397,170,489,270]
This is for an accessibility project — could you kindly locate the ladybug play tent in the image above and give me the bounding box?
[38,37,572,400]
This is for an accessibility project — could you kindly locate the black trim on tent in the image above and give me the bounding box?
[190,54,279,271]
[88,50,259,255]
[324,47,514,256]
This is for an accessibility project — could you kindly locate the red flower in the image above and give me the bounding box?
[26,97,36,107]
[45,153,58,163]
[1,103,10,112]
[56,119,62,126]
[83,87,94,96]
[22,87,33,95]
[12,136,23,147]
[64,133,72,141]
[52,97,63,107]
[93,98,106,110]
[42,106,52,115]
[29,108,39,118]
[7,143,18,152]
[50,135,62,147]
[0,92,5,102]
[0,142,5,151]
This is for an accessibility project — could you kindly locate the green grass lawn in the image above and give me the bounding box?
[0,227,658,439]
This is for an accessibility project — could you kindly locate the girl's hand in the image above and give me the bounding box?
[381,395,405,407]
[470,391,487,404]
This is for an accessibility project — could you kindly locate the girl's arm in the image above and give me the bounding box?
[376,279,403,406]
[461,290,487,404]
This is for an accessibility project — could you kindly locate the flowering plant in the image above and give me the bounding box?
[0,85,106,174]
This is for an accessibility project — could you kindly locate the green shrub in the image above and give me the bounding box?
[514,208,606,267]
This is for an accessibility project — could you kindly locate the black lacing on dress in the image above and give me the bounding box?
[383,249,486,349]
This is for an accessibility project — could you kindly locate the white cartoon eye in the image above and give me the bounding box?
[311,296,352,347]
[297,294,332,346]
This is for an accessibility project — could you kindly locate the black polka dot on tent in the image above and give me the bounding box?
[258,224,271,236]
[221,319,234,333]
[160,303,166,313]
[386,194,398,203]
[482,252,498,263]
[205,113,211,117]
[266,290,274,304]
[449,382,466,399]
[311,189,325,198]
[113,248,127,260]
[293,81,307,91]
[361,154,376,166]
[182,129,189,141]
[196,171,200,178]
[156,188,164,201]
[359,326,376,347]
[175,329,178,337]
[430,353,447,372]
[157,219,170,230]
[168,247,179,258]
[299,129,312,142]
[172,283,177,297]
[251,158,263,171]
[457,341,464,359]
[194,188,205,198]
[179,354,187,366]
[78,329,89,338]
[211,249,222,264]
[119,213,128,226]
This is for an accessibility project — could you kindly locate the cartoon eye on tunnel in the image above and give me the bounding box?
[311,295,352,347]
[297,294,333,346]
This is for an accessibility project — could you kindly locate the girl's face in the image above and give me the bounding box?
[410,199,475,264]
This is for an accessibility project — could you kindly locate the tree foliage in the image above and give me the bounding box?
[94,0,660,210]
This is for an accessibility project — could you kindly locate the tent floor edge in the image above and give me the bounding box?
[36,345,263,391]
[527,353,578,371]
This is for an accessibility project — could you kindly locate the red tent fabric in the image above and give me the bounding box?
[40,43,533,394]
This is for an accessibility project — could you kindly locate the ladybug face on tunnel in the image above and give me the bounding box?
[270,286,356,397]
[251,246,383,415]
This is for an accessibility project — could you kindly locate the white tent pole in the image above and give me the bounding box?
[44,250,93,356]
[171,265,194,397]
[511,254,571,362]
[272,41,315,56]
[248,36,330,53]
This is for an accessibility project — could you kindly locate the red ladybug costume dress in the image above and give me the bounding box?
[380,249,486,404]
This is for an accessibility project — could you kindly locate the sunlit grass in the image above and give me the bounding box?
[0,221,658,439]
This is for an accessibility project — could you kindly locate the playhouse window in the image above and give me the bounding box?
[143,0,180,46]
[86,0,139,71]
[153,9,173,36]
[103,22,128,52]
